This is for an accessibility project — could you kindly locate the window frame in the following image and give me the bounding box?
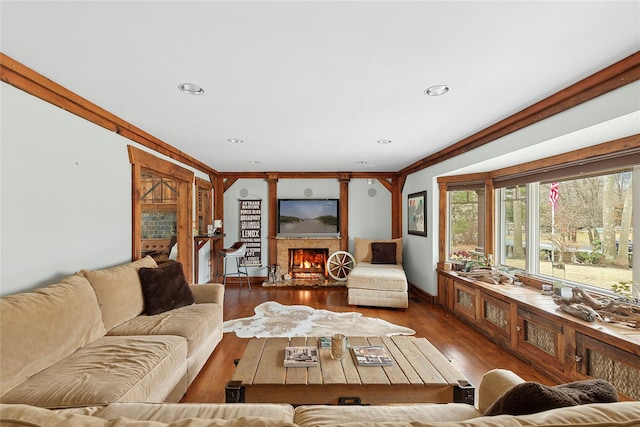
[439,137,639,299]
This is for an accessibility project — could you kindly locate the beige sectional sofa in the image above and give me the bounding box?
[0,256,224,408]
[1,369,639,426]
[347,237,409,308]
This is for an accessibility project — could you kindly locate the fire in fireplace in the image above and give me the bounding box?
[288,248,329,279]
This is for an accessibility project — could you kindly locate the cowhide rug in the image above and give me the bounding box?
[222,301,416,338]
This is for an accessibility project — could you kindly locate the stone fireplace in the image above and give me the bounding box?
[276,237,341,280]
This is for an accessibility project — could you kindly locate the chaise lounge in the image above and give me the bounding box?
[346,237,409,309]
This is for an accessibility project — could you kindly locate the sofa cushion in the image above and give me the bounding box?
[347,263,407,292]
[96,402,295,423]
[0,404,298,427]
[484,379,618,416]
[139,262,194,315]
[408,402,640,427]
[293,403,481,426]
[354,237,403,264]
[107,303,222,358]
[371,242,397,264]
[0,336,186,408]
[81,256,158,331]
[347,288,409,308]
[0,274,106,396]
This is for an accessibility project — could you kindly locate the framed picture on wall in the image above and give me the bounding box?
[407,191,427,237]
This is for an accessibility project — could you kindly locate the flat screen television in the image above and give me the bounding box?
[277,199,340,237]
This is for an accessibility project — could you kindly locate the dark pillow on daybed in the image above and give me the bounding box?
[484,378,618,416]
[138,261,194,315]
[371,242,397,264]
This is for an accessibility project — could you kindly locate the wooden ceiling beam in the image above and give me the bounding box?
[400,51,640,177]
[0,52,219,178]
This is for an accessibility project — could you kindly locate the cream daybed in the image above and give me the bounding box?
[346,237,408,309]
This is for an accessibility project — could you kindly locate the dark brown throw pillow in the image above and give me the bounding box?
[371,242,397,264]
[484,379,618,416]
[138,262,194,315]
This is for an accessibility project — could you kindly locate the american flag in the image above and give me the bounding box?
[549,182,559,210]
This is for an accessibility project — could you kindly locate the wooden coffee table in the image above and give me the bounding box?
[225,335,474,405]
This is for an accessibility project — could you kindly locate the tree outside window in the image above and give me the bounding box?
[449,189,485,260]
[538,170,633,292]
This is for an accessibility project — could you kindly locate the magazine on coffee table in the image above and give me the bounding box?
[284,346,319,367]
[351,345,393,366]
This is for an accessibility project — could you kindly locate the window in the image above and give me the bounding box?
[500,185,527,270]
[494,167,635,295]
[538,170,633,292]
[448,187,486,260]
[442,140,640,299]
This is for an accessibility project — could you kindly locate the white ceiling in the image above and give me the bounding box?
[1,1,639,173]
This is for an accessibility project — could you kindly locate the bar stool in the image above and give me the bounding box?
[217,241,251,290]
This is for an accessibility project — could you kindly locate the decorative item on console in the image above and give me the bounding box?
[458,267,515,285]
[551,285,639,328]
[450,251,472,272]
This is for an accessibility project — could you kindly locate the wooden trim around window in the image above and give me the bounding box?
[437,136,638,264]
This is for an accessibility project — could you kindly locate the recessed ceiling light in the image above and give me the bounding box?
[228,138,244,144]
[249,160,261,165]
[178,83,204,95]
[377,139,392,144]
[356,161,368,165]
[424,85,450,96]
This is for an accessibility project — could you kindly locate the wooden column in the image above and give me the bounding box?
[438,181,448,263]
[131,163,142,261]
[211,174,224,231]
[339,175,350,251]
[484,178,495,259]
[268,175,279,265]
[391,176,404,239]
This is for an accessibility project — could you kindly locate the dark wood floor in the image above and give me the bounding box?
[181,284,556,403]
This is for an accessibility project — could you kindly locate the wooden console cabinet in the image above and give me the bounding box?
[436,270,640,400]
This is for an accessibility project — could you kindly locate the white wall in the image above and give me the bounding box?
[403,81,640,296]
[1,83,211,295]
[347,178,392,253]
[3,78,637,296]
[223,179,270,277]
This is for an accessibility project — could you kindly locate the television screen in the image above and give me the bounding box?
[278,199,339,236]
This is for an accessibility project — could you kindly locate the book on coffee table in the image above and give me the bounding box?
[284,346,319,367]
[351,345,393,366]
